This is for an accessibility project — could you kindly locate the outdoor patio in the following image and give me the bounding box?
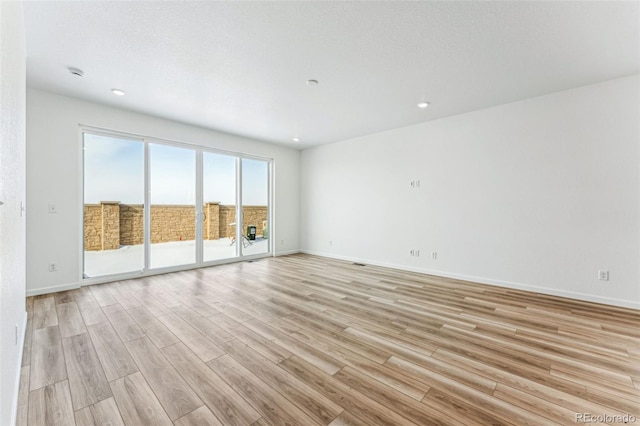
[84,237,268,277]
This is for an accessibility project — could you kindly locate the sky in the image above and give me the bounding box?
[84,134,268,205]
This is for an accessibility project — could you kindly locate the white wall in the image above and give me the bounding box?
[301,75,640,309]
[0,1,27,425]
[26,89,300,295]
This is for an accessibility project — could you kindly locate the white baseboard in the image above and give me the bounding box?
[26,282,81,297]
[10,310,27,426]
[275,249,301,257]
[300,250,640,310]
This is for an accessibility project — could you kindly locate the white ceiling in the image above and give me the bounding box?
[23,1,639,149]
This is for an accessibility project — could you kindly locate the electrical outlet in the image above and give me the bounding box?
[48,262,57,272]
[432,251,438,260]
[598,270,609,281]
[415,249,420,257]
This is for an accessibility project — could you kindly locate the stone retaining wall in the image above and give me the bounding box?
[120,204,144,245]
[84,205,103,251]
[101,202,120,250]
[84,202,267,250]
[151,205,196,243]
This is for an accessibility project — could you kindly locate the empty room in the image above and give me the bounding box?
[1,1,639,425]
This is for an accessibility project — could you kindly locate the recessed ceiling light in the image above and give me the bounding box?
[292,137,300,142]
[306,79,319,86]
[68,67,84,77]
[417,102,430,109]
[111,89,126,96]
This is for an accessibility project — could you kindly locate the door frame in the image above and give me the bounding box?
[80,126,273,285]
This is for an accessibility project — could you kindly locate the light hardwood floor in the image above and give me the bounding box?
[17,254,640,425]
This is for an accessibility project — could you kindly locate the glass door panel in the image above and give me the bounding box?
[203,152,238,262]
[241,158,270,256]
[83,133,144,277]
[149,143,196,269]
[84,131,272,280]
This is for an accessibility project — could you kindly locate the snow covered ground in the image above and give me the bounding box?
[84,237,268,277]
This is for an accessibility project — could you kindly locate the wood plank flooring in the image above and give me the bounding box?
[17,254,640,425]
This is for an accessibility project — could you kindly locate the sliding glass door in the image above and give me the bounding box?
[203,152,239,262]
[149,143,196,269]
[241,158,270,256]
[83,131,271,280]
[83,133,144,278]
